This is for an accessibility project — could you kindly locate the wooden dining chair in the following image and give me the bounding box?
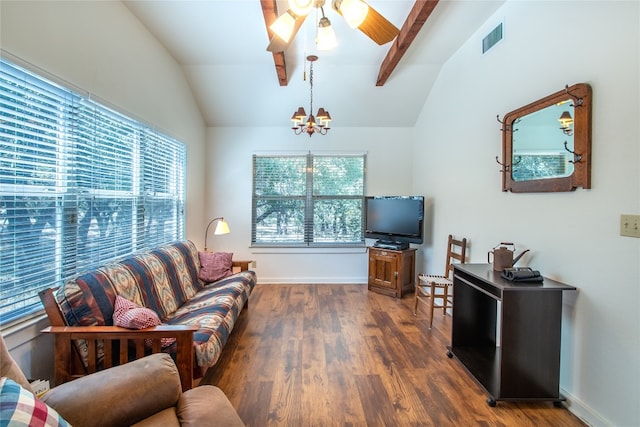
[414,234,467,328]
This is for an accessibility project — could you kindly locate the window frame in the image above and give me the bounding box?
[251,152,366,248]
[0,58,186,325]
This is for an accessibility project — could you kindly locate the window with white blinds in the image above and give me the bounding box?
[252,153,365,246]
[0,59,186,324]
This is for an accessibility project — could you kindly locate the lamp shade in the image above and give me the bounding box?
[293,107,307,122]
[317,17,338,50]
[288,0,314,16]
[339,0,368,28]
[558,111,573,126]
[316,108,331,127]
[213,219,230,235]
[270,10,297,42]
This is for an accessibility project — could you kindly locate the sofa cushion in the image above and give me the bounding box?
[131,408,181,427]
[0,377,70,427]
[117,241,203,320]
[57,241,203,328]
[198,252,233,283]
[165,270,256,369]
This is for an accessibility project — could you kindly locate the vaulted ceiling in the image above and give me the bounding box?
[123,0,504,128]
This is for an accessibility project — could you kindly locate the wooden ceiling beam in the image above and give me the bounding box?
[260,0,289,86]
[260,0,437,87]
[376,0,439,86]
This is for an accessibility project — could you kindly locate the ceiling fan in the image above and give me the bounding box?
[267,0,400,52]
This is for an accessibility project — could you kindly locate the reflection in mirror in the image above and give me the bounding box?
[512,100,574,181]
[499,83,592,193]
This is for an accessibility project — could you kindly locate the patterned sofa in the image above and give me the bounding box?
[39,240,256,391]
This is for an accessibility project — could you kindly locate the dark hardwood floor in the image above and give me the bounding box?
[202,283,585,427]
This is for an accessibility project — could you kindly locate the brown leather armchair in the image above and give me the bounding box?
[1,335,244,427]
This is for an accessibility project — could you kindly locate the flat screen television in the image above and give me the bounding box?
[364,196,424,247]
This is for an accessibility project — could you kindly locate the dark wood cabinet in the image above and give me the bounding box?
[367,247,416,298]
[449,264,576,406]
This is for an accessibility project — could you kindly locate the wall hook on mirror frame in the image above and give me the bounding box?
[565,84,584,107]
[497,115,521,132]
[496,156,509,172]
[496,156,521,173]
[564,141,582,163]
[513,155,522,168]
[496,115,511,132]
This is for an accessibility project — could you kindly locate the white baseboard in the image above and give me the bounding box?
[256,278,369,285]
[561,388,612,427]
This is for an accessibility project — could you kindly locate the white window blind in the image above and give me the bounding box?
[252,153,365,246]
[0,59,186,324]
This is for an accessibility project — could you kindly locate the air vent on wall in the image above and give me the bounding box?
[482,22,503,54]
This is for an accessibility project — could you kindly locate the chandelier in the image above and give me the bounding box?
[291,55,331,136]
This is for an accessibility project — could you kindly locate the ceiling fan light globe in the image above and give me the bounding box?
[339,0,368,28]
[288,0,314,16]
[317,17,338,50]
[270,10,297,42]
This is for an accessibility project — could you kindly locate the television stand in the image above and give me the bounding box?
[367,247,416,298]
[373,240,409,251]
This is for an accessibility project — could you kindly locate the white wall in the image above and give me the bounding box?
[0,0,206,377]
[412,2,639,426]
[206,126,416,283]
[2,1,638,426]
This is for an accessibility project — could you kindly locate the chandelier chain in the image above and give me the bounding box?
[309,60,314,113]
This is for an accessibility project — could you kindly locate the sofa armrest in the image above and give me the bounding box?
[42,325,197,391]
[177,385,245,427]
[42,353,182,427]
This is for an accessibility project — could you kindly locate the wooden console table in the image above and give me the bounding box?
[449,263,576,406]
[367,247,416,298]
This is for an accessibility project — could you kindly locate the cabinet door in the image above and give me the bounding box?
[369,250,398,290]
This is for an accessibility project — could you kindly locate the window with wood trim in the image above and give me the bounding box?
[0,58,186,324]
[252,153,365,247]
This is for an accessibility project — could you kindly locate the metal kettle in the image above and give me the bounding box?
[487,242,530,272]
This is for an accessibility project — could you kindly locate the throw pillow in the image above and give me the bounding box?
[112,295,175,348]
[0,377,70,427]
[198,251,233,283]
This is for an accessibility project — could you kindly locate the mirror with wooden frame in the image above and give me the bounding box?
[498,83,592,192]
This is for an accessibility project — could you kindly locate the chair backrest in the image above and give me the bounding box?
[444,234,467,279]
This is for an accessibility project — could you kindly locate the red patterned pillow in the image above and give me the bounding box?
[198,251,233,283]
[112,296,175,348]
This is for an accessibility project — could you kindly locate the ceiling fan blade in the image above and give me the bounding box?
[267,15,307,52]
[357,4,399,45]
